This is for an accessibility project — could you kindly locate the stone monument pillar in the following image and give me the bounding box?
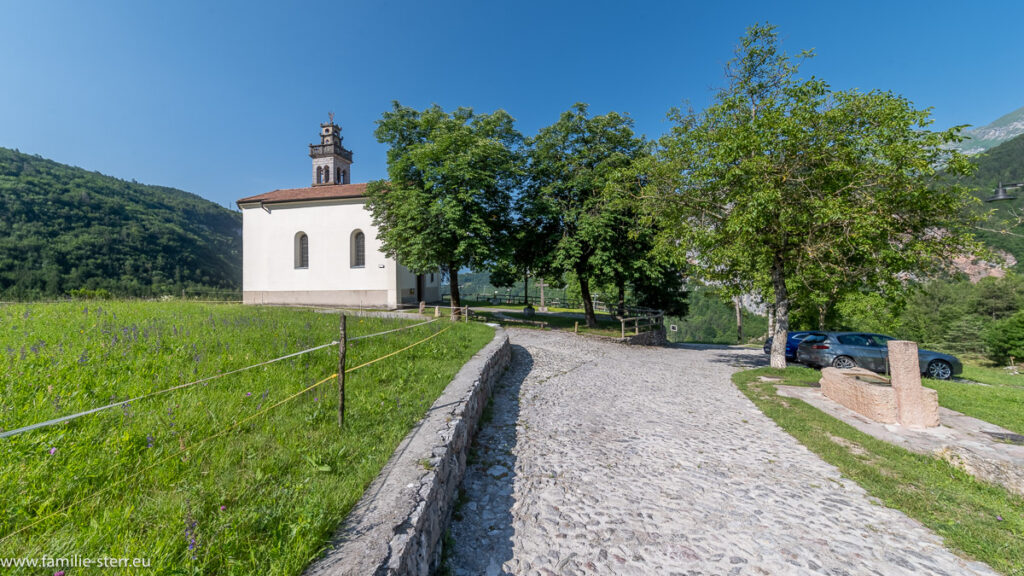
[888,340,940,428]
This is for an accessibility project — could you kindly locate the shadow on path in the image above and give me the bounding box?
[444,344,532,575]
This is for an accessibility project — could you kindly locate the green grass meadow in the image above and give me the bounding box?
[735,367,1024,574]
[0,302,493,574]
[960,362,1024,389]
[924,378,1024,436]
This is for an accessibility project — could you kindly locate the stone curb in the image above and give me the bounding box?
[304,326,511,576]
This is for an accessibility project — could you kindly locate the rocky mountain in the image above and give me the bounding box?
[0,147,241,299]
[955,106,1024,155]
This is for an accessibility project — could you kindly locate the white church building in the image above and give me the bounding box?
[237,119,440,308]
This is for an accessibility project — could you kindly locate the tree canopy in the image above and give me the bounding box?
[527,103,652,327]
[365,103,523,309]
[646,24,982,367]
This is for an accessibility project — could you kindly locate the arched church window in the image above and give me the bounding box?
[337,167,342,184]
[351,230,365,268]
[295,232,309,269]
[316,166,323,184]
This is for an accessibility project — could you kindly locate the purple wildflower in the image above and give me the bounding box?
[184,507,199,557]
[219,505,226,511]
[997,515,1004,521]
[147,434,154,448]
[48,447,57,456]
[54,571,66,576]
[245,392,252,397]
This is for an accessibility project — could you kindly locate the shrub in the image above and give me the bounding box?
[68,288,112,300]
[983,310,1024,364]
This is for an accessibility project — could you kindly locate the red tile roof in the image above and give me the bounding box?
[237,183,368,206]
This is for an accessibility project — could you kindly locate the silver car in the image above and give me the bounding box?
[795,332,962,380]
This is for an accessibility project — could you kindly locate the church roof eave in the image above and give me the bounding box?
[236,183,368,208]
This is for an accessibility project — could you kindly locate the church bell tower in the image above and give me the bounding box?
[309,113,353,186]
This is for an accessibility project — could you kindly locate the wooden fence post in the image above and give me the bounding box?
[463,306,469,322]
[338,314,347,427]
[575,321,579,334]
[434,306,440,318]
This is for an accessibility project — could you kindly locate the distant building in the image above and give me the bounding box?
[237,119,440,307]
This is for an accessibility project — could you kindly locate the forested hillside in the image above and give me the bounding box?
[965,132,1024,266]
[0,147,241,298]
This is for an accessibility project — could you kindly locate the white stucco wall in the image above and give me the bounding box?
[241,198,398,307]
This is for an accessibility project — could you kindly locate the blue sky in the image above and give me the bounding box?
[2,0,1022,208]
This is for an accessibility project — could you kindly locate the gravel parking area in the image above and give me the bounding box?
[445,328,996,575]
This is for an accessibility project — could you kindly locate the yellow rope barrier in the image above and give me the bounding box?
[0,323,454,545]
[345,325,450,373]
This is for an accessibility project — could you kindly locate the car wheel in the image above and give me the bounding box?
[832,356,857,370]
[927,360,953,380]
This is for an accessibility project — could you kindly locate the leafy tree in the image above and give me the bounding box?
[366,103,523,309]
[647,24,981,368]
[528,103,647,327]
[984,310,1024,365]
[972,274,1024,320]
[488,185,561,305]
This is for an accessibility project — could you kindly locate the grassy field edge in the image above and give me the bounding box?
[0,302,496,575]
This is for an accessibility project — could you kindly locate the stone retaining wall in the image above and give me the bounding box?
[304,326,511,576]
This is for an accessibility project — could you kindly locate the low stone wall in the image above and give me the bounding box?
[820,367,899,424]
[304,327,511,576]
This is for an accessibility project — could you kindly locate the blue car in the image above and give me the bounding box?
[763,331,814,361]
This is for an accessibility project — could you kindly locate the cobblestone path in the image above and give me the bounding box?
[446,328,996,576]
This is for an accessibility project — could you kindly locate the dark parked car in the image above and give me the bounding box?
[763,331,814,360]
[796,332,962,380]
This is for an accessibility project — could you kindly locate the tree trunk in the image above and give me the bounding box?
[616,280,625,318]
[734,296,744,343]
[770,257,789,369]
[448,264,461,310]
[523,271,529,306]
[578,272,598,328]
[818,291,838,330]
